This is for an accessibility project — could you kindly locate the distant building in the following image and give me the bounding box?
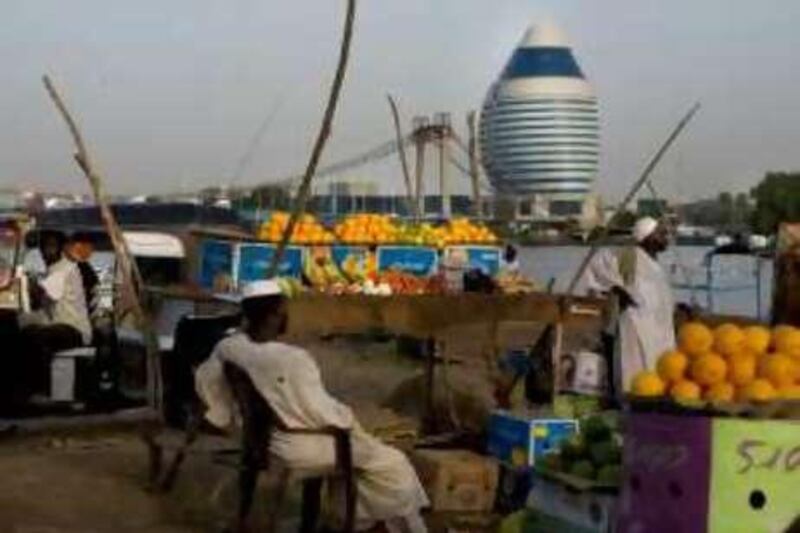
[0,191,23,214]
[637,198,669,218]
[308,193,479,220]
[298,179,480,220]
[480,21,600,222]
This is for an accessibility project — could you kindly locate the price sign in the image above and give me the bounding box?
[377,246,438,277]
[237,243,303,285]
[331,245,367,270]
[445,245,501,275]
[198,240,234,289]
[709,418,800,533]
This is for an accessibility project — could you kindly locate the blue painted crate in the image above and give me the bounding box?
[487,411,578,468]
[197,239,235,289]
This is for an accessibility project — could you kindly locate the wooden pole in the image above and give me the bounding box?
[467,111,482,218]
[387,94,416,219]
[566,102,701,294]
[268,0,357,277]
[42,75,163,413]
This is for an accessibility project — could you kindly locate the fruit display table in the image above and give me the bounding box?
[145,287,603,340]
[194,217,508,296]
[284,293,603,338]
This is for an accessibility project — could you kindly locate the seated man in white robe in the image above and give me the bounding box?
[577,217,676,394]
[195,279,429,532]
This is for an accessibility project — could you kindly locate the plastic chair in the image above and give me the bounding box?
[223,362,356,533]
[143,313,240,492]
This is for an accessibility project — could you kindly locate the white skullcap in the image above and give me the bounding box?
[241,279,284,301]
[633,217,659,243]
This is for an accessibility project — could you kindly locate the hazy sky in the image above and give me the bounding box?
[1,0,799,201]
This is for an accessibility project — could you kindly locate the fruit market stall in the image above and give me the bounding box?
[153,214,798,531]
[146,218,605,449]
[494,320,799,533]
[284,292,601,338]
[631,321,800,408]
[142,218,614,529]
[195,211,536,296]
[619,320,800,533]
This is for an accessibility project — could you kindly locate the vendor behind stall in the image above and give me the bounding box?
[577,217,675,394]
[500,243,520,276]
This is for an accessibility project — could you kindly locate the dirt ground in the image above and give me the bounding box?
[0,337,426,533]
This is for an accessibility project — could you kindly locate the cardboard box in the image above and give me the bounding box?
[562,351,607,396]
[487,411,578,467]
[617,413,800,533]
[527,476,616,533]
[496,464,535,513]
[411,449,499,512]
[524,511,601,533]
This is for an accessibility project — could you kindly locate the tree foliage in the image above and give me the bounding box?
[750,172,800,234]
[679,192,752,230]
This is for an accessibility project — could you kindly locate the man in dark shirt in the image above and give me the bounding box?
[65,233,99,316]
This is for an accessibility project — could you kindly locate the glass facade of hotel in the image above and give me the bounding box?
[480,23,599,218]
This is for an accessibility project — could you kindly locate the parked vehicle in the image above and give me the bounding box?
[1,204,246,422]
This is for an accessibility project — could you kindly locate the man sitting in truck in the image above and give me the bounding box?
[17,230,92,397]
[65,232,99,317]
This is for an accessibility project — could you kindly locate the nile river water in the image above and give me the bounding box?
[520,246,772,320]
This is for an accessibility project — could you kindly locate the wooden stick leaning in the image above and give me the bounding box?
[42,75,163,413]
[565,101,702,295]
[268,0,357,277]
[387,93,416,219]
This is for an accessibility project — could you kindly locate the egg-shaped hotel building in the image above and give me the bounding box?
[480,23,599,220]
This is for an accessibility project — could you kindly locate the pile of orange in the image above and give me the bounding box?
[437,218,498,245]
[334,214,400,245]
[257,211,335,245]
[632,322,800,405]
[258,212,499,247]
[332,215,498,247]
[395,218,498,248]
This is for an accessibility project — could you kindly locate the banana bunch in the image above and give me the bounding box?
[341,253,365,283]
[304,250,347,290]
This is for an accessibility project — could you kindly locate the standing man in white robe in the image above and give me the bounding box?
[577,217,676,394]
[195,280,429,533]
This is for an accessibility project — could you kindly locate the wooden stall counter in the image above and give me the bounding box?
[286,292,603,338]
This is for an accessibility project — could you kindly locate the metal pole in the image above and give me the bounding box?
[706,256,714,313]
[755,257,762,321]
[415,134,425,221]
[439,131,449,219]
